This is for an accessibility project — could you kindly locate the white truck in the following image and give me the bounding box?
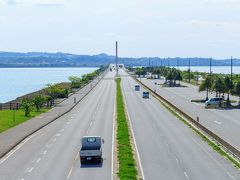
[79,136,103,164]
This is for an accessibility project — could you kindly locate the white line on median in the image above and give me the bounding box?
[111,93,116,180]
[122,86,146,180]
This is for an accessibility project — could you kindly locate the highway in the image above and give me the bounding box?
[139,78,240,150]
[120,69,240,180]
[0,70,116,180]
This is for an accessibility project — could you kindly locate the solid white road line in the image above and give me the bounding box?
[122,85,146,180]
[0,134,36,165]
[67,166,74,179]
[111,92,116,180]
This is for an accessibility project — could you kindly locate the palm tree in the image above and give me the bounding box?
[224,76,234,106]
[174,70,182,86]
[234,81,240,106]
[212,77,224,97]
[199,76,211,101]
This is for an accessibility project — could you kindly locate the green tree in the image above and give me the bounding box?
[21,98,33,117]
[166,70,174,87]
[33,94,46,112]
[45,84,65,106]
[68,76,82,88]
[199,76,211,101]
[212,77,224,97]
[174,70,182,86]
[224,76,234,106]
[234,81,240,106]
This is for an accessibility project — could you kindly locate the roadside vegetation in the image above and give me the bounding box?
[0,66,107,133]
[0,109,48,133]
[115,78,137,180]
[132,66,240,106]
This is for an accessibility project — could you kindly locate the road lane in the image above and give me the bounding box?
[0,71,115,180]
[120,70,240,180]
[140,78,240,150]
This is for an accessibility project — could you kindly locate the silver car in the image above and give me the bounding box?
[205,97,223,108]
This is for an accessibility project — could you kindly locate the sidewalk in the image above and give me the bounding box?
[0,71,107,158]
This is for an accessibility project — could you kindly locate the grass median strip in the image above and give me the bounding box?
[116,78,137,180]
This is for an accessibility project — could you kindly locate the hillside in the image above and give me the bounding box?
[0,52,239,67]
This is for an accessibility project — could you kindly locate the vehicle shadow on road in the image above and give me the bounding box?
[80,163,103,168]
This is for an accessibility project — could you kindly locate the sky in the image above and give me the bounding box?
[0,0,240,59]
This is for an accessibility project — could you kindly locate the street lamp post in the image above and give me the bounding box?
[231,56,233,82]
[188,59,191,83]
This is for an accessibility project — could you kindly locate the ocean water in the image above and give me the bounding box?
[0,67,98,103]
[172,66,240,74]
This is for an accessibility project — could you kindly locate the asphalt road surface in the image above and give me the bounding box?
[120,69,240,180]
[139,77,240,150]
[0,70,116,180]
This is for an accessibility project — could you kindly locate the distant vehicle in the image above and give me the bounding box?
[142,91,149,98]
[135,84,140,91]
[205,97,223,108]
[79,136,103,164]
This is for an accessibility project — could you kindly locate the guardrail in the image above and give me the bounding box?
[131,74,240,160]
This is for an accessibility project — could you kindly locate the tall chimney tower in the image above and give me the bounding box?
[116,41,119,76]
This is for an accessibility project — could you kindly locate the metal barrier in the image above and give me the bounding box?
[132,75,240,160]
[0,103,20,110]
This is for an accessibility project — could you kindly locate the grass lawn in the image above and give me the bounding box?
[116,78,137,180]
[0,109,49,133]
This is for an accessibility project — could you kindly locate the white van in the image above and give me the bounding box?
[205,97,223,108]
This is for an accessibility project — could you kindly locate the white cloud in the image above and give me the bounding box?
[123,18,143,24]
[178,20,240,29]
[0,16,7,21]
[202,0,240,7]
[0,0,68,6]
[93,8,117,15]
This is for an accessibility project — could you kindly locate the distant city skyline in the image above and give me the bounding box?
[0,0,240,59]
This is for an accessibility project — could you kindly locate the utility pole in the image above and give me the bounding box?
[231,56,233,82]
[116,41,119,76]
[188,59,191,83]
[210,58,212,82]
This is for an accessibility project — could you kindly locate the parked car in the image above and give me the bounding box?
[205,97,223,108]
[135,84,140,91]
[142,91,149,98]
[79,136,104,164]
